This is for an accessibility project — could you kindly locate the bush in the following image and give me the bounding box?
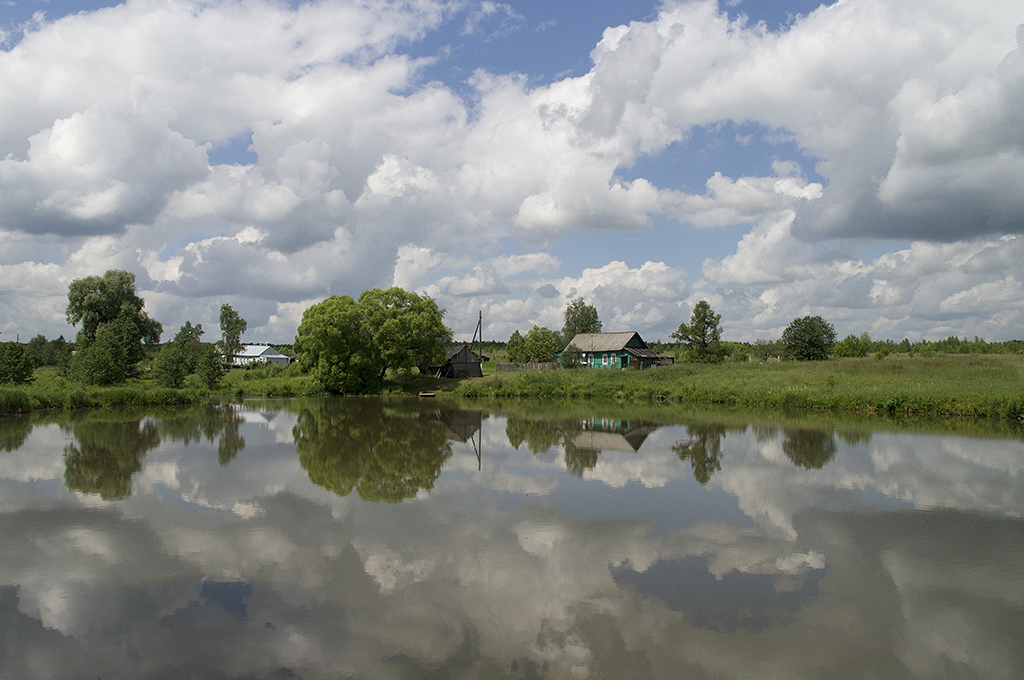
[0,343,34,385]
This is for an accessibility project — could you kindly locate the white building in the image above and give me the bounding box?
[233,344,292,367]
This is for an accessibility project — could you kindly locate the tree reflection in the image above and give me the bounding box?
[505,418,564,454]
[293,399,452,503]
[673,424,726,485]
[63,416,161,499]
[156,404,247,465]
[0,415,32,453]
[782,428,838,469]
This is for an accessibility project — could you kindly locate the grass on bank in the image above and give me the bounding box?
[454,354,1024,421]
[4,354,1023,423]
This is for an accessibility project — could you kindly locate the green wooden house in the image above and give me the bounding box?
[559,332,672,370]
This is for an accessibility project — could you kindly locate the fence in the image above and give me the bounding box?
[495,361,558,372]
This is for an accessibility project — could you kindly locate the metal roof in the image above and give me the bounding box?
[236,344,289,358]
[565,332,645,352]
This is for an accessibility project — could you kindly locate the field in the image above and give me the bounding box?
[455,354,1024,421]
[3,354,1023,424]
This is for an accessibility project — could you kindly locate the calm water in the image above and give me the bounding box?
[1,397,1023,679]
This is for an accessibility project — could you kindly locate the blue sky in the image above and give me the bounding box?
[2,0,1023,344]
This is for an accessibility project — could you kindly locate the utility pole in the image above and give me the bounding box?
[471,311,483,372]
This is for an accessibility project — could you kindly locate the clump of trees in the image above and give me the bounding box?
[506,325,563,364]
[504,298,602,365]
[151,321,224,389]
[293,287,451,394]
[673,300,726,363]
[64,270,163,385]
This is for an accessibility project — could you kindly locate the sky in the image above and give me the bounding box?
[1,0,1023,345]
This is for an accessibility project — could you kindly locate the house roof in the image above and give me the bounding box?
[236,344,289,359]
[565,332,646,352]
[445,344,489,362]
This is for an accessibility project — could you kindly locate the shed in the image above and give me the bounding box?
[559,332,671,370]
[431,345,486,378]
[233,344,291,367]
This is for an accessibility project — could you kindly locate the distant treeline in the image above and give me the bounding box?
[462,335,1024,363]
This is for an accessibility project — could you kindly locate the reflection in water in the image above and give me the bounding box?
[293,399,453,502]
[0,415,32,452]
[0,398,1021,679]
[63,416,161,499]
[506,416,664,478]
[59,404,250,499]
[673,424,726,485]
[782,428,838,469]
[614,555,828,631]
[155,404,248,465]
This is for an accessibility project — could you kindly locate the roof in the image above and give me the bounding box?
[445,344,489,362]
[236,344,289,359]
[564,332,646,353]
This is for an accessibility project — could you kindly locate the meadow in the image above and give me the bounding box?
[2,354,1023,424]
[456,354,1024,422]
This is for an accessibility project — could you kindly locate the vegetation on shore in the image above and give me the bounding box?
[2,270,1022,425]
[453,354,1024,422]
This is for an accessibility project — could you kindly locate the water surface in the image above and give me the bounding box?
[1,398,1022,679]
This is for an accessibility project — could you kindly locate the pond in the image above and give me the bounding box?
[1,397,1022,679]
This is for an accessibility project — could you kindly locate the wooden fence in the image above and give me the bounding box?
[495,361,558,372]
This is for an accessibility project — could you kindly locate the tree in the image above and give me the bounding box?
[71,310,152,385]
[523,325,561,362]
[0,343,34,385]
[219,304,247,364]
[66,270,162,348]
[65,270,162,384]
[294,295,381,394]
[562,298,601,342]
[173,321,205,373]
[193,346,224,390]
[672,300,725,363]
[358,287,452,379]
[781,315,837,361]
[152,343,188,388]
[506,330,527,364]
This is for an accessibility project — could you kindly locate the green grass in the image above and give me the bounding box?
[452,354,1024,422]
[6,354,1023,424]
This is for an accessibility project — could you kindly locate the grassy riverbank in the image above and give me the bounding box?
[4,354,1022,422]
[453,354,1024,421]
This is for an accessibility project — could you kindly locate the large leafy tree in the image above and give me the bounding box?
[358,287,452,380]
[672,300,725,363]
[562,298,601,342]
[294,295,381,394]
[523,325,561,362]
[781,315,837,361]
[65,270,162,384]
[219,304,247,363]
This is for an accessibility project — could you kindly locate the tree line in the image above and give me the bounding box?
[3,269,1023,390]
[0,269,456,395]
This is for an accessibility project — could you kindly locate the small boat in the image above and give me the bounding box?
[418,391,436,398]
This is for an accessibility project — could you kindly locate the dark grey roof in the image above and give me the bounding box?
[565,332,644,352]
